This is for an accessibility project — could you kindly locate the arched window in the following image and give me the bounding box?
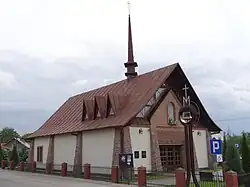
[167,102,175,123]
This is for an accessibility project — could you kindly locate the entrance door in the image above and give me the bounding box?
[159,145,182,172]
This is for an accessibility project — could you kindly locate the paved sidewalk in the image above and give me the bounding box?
[0,169,135,187]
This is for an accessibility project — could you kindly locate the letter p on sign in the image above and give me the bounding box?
[210,139,222,155]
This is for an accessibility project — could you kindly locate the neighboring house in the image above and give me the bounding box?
[4,137,30,152]
[0,143,9,151]
[27,14,221,174]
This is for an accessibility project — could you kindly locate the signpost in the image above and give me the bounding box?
[210,139,222,155]
[210,139,223,163]
[119,153,134,181]
[216,154,223,162]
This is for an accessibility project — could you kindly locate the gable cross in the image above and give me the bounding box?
[182,84,190,106]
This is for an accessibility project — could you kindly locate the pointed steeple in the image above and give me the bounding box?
[124,2,138,79]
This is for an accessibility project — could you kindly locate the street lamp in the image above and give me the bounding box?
[178,84,200,187]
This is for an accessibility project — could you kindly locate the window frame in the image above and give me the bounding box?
[37,146,43,163]
[141,151,147,158]
[167,102,175,124]
[134,151,140,159]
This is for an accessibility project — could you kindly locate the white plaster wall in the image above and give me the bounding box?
[193,130,209,168]
[54,134,76,171]
[130,127,151,171]
[34,137,49,169]
[82,128,115,174]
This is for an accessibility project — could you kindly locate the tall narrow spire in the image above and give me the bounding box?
[124,2,138,79]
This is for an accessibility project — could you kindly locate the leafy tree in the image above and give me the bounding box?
[0,127,20,143]
[226,144,242,173]
[3,150,8,160]
[241,132,250,173]
[19,147,28,162]
[0,144,3,166]
[222,132,227,162]
[22,133,33,139]
[10,145,19,165]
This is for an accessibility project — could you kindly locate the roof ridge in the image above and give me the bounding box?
[71,63,179,99]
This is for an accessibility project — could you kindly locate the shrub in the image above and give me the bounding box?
[226,144,242,173]
[241,132,250,173]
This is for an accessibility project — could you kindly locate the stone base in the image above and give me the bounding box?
[73,164,82,178]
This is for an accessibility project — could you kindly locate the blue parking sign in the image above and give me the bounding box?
[210,139,222,155]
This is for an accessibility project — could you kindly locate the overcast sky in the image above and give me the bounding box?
[0,0,250,135]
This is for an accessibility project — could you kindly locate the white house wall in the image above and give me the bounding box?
[193,129,209,168]
[129,127,151,171]
[54,134,76,171]
[82,129,115,174]
[34,137,49,169]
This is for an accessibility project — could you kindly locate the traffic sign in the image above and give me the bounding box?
[235,144,240,149]
[216,154,223,162]
[210,139,222,155]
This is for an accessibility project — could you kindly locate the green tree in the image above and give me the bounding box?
[19,147,28,162]
[0,144,3,166]
[10,145,19,165]
[241,132,250,173]
[222,132,227,162]
[226,144,242,173]
[0,127,20,143]
[21,133,33,140]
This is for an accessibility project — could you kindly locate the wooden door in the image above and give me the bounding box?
[159,145,182,172]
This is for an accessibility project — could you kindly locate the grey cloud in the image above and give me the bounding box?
[0,49,250,134]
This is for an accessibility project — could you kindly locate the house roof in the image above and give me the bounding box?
[29,63,177,138]
[5,137,30,149]
[29,63,221,138]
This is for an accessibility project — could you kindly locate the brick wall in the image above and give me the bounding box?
[112,129,121,166]
[28,139,34,163]
[112,127,132,167]
[123,126,132,154]
[73,132,83,177]
[150,90,199,171]
[46,135,54,173]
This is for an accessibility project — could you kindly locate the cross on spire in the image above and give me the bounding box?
[127,1,131,15]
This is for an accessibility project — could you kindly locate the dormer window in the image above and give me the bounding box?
[82,101,87,121]
[106,97,115,117]
[94,101,101,119]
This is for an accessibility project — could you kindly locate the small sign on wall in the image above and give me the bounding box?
[119,153,134,168]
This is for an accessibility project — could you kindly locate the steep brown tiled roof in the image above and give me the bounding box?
[30,63,178,138]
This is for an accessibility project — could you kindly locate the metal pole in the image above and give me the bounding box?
[184,125,191,186]
[188,124,200,187]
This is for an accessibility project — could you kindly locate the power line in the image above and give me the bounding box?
[214,116,250,122]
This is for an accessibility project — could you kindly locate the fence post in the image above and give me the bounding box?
[83,163,91,179]
[175,168,186,187]
[138,166,146,187]
[225,170,238,187]
[111,165,119,183]
[61,162,67,176]
[1,160,7,169]
[31,161,36,173]
[19,162,24,171]
[10,160,15,170]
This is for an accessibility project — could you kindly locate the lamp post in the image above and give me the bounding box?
[178,84,200,187]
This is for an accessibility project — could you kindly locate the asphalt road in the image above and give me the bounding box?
[0,169,134,187]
